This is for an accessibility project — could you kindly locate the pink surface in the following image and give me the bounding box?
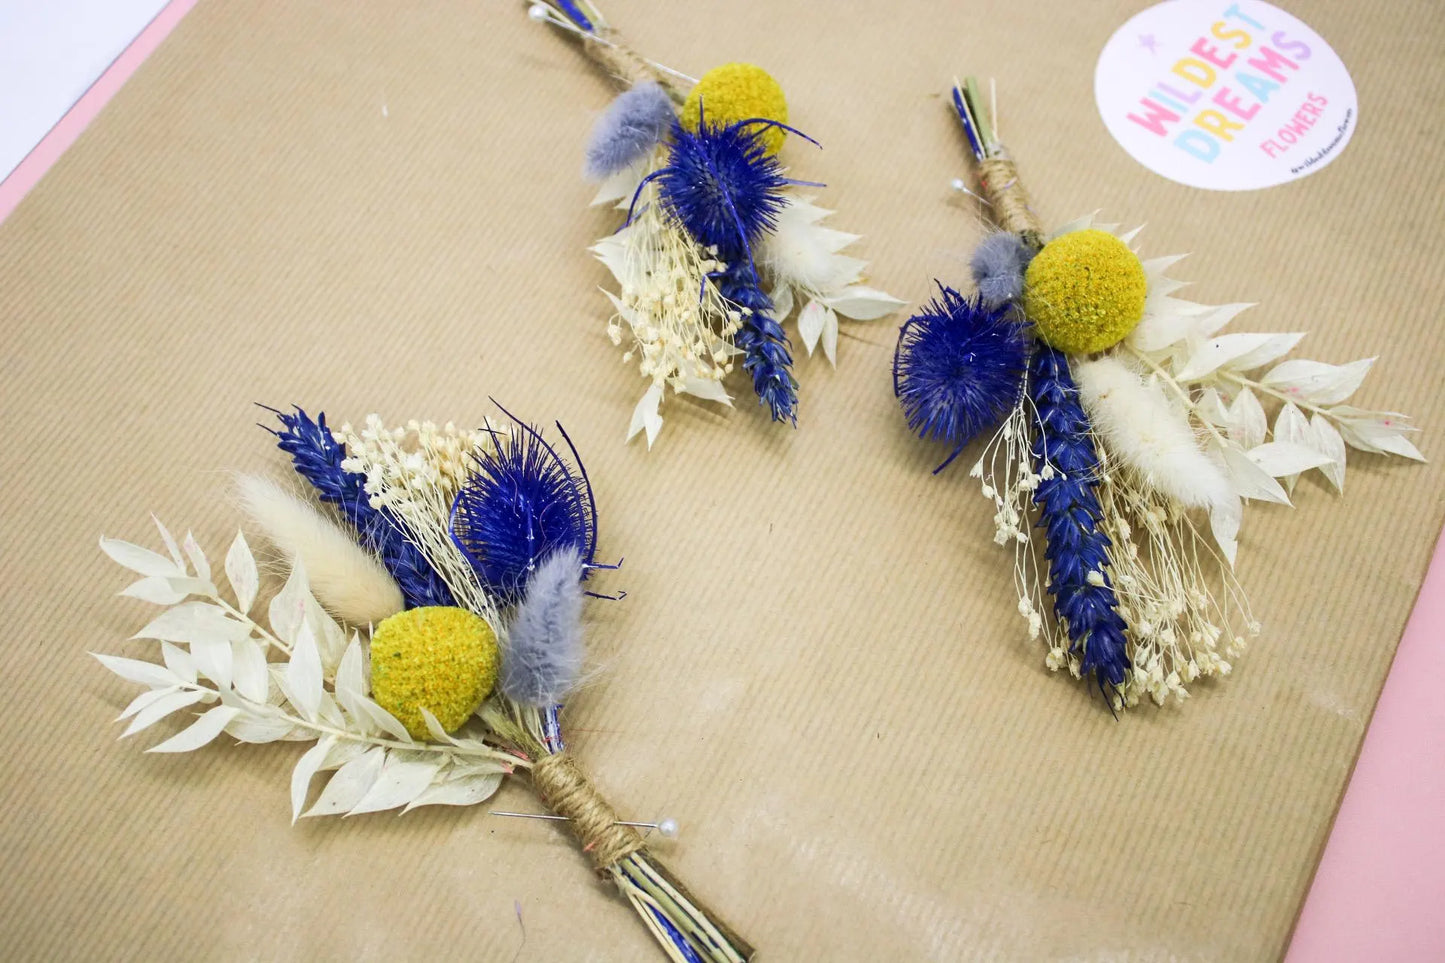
[0,0,198,225]
[2,4,1442,957]
[1287,526,1445,961]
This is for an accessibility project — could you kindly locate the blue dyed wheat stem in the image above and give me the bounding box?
[1027,348,1130,706]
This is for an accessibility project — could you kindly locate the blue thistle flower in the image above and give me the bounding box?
[1027,348,1130,702]
[648,115,791,254]
[893,284,1028,469]
[262,406,455,609]
[449,407,598,604]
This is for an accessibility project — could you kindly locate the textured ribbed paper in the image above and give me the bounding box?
[2,2,1442,959]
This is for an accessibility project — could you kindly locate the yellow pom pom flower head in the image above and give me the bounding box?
[369,606,499,739]
[681,62,789,155]
[1023,228,1148,355]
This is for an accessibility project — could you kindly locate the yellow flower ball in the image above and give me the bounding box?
[1023,229,1148,354]
[369,606,499,739]
[681,62,788,155]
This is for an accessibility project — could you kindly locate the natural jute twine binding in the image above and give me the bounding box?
[581,29,687,100]
[532,752,645,872]
[978,156,1044,250]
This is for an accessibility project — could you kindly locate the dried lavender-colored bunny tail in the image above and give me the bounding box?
[500,546,586,706]
[970,231,1034,308]
[584,82,676,180]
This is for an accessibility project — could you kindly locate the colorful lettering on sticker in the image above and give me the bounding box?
[1122,4,1314,164]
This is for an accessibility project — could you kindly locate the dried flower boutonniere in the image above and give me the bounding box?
[894,79,1424,712]
[94,406,753,962]
[526,1,904,446]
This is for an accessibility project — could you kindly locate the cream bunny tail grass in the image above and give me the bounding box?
[234,473,404,625]
[1074,355,1234,512]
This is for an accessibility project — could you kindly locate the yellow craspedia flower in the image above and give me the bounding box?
[681,62,788,155]
[1023,229,1148,354]
[369,606,498,739]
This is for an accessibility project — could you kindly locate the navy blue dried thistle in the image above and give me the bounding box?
[263,406,455,609]
[641,108,812,423]
[1027,348,1130,701]
[449,409,598,605]
[893,284,1029,469]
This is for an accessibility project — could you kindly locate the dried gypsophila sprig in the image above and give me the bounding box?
[96,409,753,963]
[895,78,1422,711]
[530,0,902,445]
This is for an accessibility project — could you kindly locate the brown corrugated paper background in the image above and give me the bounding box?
[3,1,1443,959]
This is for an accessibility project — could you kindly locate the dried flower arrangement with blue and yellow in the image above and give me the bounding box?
[94,407,753,962]
[527,1,903,445]
[895,79,1424,712]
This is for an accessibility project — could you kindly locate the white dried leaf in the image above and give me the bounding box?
[115,684,182,722]
[225,711,297,744]
[1227,389,1268,450]
[268,558,310,646]
[1176,333,1303,381]
[349,694,414,744]
[290,736,335,824]
[133,601,244,647]
[1310,415,1348,492]
[160,641,197,684]
[1262,358,1374,406]
[146,705,240,753]
[821,307,839,366]
[1195,302,1258,338]
[1209,494,1243,567]
[182,532,210,583]
[678,378,732,406]
[320,739,370,772]
[123,688,208,738]
[1273,403,1312,493]
[282,622,324,720]
[626,384,664,449]
[797,299,827,355]
[100,536,184,578]
[819,285,906,321]
[231,639,269,703]
[190,638,233,690]
[305,745,385,816]
[152,515,184,567]
[335,637,367,707]
[1196,388,1230,426]
[119,577,189,606]
[404,771,504,812]
[93,652,182,689]
[419,707,462,747]
[225,531,259,615]
[1337,418,1426,461]
[348,752,444,815]
[1247,441,1336,478]
[1221,445,1291,505]
[771,283,794,321]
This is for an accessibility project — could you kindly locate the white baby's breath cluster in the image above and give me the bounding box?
[95,519,515,820]
[971,400,1055,652]
[592,161,742,448]
[1095,452,1257,707]
[335,415,500,624]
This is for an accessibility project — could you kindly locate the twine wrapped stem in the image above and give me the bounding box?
[977,155,1044,251]
[532,751,645,871]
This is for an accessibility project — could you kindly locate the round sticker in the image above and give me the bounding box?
[1095,1,1357,191]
